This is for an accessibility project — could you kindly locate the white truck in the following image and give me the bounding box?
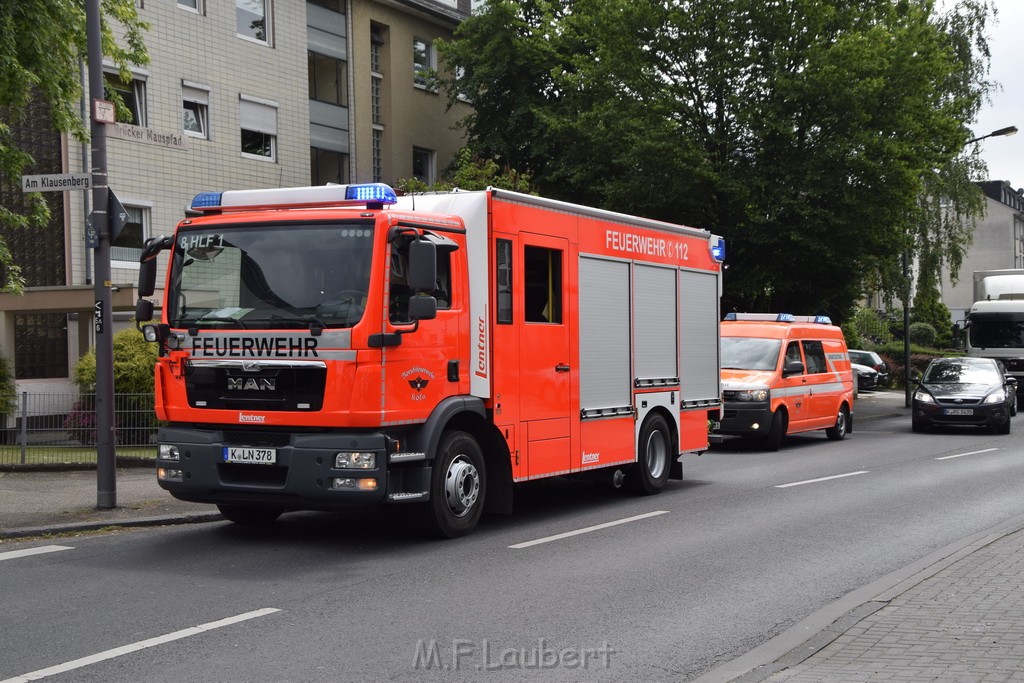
[962,269,1024,389]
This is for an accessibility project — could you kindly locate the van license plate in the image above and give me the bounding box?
[943,408,973,416]
[223,447,277,464]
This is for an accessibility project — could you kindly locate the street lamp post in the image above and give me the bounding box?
[903,124,1019,408]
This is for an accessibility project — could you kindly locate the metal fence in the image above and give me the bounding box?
[0,392,159,466]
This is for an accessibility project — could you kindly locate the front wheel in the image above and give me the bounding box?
[626,414,672,495]
[826,405,850,441]
[217,504,284,526]
[421,430,486,539]
[762,409,787,452]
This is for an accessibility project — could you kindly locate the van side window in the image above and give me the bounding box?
[802,340,827,374]
[785,342,802,370]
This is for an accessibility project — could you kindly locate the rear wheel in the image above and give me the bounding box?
[626,414,672,495]
[762,409,787,452]
[826,405,850,441]
[421,430,486,539]
[217,504,284,526]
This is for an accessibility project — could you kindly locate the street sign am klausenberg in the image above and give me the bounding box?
[21,173,92,192]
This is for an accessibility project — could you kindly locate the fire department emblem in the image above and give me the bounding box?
[408,376,429,391]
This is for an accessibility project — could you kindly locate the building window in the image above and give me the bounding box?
[103,73,146,126]
[412,147,435,185]
[14,314,68,380]
[308,52,347,107]
[413,38,434,88]
[372,128,383,182]
[111,205,149,263]
[307,0,343,12]
[237,0,270,44]
[311,148,348,185]
[178,0,202,12]
[239,97,278,161]
[182,85,209,138]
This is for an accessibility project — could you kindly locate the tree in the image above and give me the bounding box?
[0,0,148,293]
[439,0,994,322]
[396,147,535,194]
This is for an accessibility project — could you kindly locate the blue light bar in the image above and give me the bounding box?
[813,315,832,324]
[345,183,398,204]
[710,236,726,262]
[776,313,794,322]
[191,192,224,209]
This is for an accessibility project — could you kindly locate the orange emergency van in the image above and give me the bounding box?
[717,313,855,450]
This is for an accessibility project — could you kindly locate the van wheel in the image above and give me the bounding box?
[626,414,672,495]
[826,405,850,440]
[421,430,486,539]
[762,409,787,452]
[216,504,284,525]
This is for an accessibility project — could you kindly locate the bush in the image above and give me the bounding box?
[908,322,937,347]
[72,327,159,394]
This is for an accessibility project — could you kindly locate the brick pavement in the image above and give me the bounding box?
[764,527,1024,682]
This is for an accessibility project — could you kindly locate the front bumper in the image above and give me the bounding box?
[717,402,773,436]
[913,401,1009,427]
[154,425,430,510]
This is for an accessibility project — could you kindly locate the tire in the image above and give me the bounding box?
[911,418,929,433]
[826,405,850,441]
[762,409,787,452]
[997,416,1012,435]
[216,504,284,525]
[626,414,672,495]
[421,430,486,539]
[1011,394,1018,417]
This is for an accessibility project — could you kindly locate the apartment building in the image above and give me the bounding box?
[940,180,1024,322]
[0,0,472,396]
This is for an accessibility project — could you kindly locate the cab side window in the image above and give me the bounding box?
[802,340,827,374]
[784,341,803,372]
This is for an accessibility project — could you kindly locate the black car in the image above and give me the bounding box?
[849,350,890,388]
[911,357,1016,433]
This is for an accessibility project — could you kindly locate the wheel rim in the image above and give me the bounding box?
[644,428,668,479]
[444,454,480,518]
[836,410,847,436]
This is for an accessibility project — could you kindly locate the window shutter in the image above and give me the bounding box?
[239,99,277,135]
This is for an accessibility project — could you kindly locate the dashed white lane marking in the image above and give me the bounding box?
[936,448,999,461]
[775,470,869,488]
[0,546,73,562]
[0,608,281,683]
[509,510,670,549]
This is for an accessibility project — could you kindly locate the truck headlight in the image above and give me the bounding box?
[335,452,376,469]
[158,444,180,461]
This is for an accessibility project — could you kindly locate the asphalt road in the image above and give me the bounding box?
[3,409,1024,682]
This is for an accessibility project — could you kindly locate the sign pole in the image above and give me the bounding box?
[86,0,116,509]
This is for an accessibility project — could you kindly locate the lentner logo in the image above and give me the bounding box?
[239,414,266,423]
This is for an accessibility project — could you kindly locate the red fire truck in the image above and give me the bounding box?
[135,183,725,537]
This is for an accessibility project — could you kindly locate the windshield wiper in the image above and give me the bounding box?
[259,315,329,334]
[194,315,248,329]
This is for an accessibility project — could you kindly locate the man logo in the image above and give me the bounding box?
[228,377,276,391]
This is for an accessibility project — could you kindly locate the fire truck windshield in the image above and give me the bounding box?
[167,221,375,330]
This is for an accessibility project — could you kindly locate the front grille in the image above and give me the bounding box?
[222,431,292,447]
[186,364,327,411]
[936,398,981,406]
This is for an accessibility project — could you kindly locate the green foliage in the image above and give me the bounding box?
[439,0,994,317]
[0,353,16,416]
[851,307,893,346]
[912,289,954,349]
[0,0,148,294]
[396,147,535,194]
[72,327,158,395]
[909,322,937,347]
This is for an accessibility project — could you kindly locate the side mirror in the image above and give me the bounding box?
[407,239,437,292]
[783,360,804,376]
[1006,375,1018,386]
[135,299,154,324]
[138,257,157,298]
[408,294,437,321]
